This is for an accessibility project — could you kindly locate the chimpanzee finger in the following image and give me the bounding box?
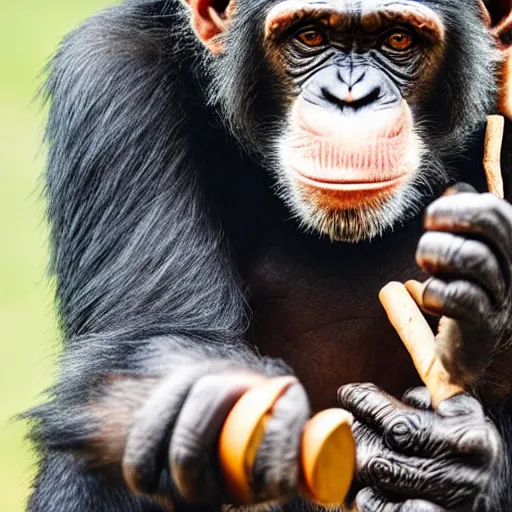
[356,487,446,512]
[169,371,266,502]
[422,278,493,324]
[338,384,436,455]
[416,232,505,302]
[424,193,512,276]
[422,278,495,382]
[123,364,211,495]
[252,382,310,501]
[339,384,488,459]
[401,387,432,410]
[358,449,480,507]
[338,383,404,435]
[353,414,496,508]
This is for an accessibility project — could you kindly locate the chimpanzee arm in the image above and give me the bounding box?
[27,3,309,509]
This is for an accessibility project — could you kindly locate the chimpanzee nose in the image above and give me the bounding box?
[321,66,381,112]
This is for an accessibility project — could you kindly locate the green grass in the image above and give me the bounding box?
[0,2,114,510]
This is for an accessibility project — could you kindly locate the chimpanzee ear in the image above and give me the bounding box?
[181,0,236,54]
[478,0,512,117]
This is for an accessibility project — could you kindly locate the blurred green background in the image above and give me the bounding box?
[0,2,114,510]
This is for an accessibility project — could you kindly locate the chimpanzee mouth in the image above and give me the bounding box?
[282,98,420,191]
[290,170,408,191]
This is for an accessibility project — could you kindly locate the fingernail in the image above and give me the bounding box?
[422,279,447,310]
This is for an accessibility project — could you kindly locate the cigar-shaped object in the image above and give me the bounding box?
[484,115,505,199]
[218,377,355,506]
[379,120,506,406]
[379,282,464,408]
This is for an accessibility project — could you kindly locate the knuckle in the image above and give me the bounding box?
[385,413,421,450]
[449,183,477,194]
[422,278,446,309]
[417,232,457,270]
[190,368,259,405]
[365,456,401,487]
[351,420,369,440]
[437,393,481,417]
[462,194,496,222]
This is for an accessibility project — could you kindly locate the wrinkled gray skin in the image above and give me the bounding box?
[340,386,501,511]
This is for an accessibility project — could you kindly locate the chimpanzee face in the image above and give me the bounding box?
[258,0,448,241]
[186,0,496,242]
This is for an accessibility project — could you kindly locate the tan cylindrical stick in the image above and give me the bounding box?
[484,115,505,199]
[379,282,464,408]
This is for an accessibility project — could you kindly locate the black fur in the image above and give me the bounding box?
[26,0,512,510]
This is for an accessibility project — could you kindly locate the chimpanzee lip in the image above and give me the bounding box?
[290,168,408,191]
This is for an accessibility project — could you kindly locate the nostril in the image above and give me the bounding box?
[321,86,381,111]
[348,87,381,110]
[320,87,343,107]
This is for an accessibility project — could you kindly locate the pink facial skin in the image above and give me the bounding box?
[283,98,420,193]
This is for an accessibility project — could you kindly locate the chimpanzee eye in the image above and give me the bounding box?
[385,31,414,51]
[296,29,327,47]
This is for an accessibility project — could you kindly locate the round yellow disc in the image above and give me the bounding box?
[301,408,356,506]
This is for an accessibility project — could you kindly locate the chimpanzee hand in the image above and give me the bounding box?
[338,384,501,511]
[416,184,512,387]
[122,360,310,505]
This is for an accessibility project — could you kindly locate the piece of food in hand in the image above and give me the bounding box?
[484,115,505,199]
[379,281,464,408]
[218,376,355,506]
[300,408,355,506]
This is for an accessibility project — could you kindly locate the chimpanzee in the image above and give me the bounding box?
[27,0,512,510]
